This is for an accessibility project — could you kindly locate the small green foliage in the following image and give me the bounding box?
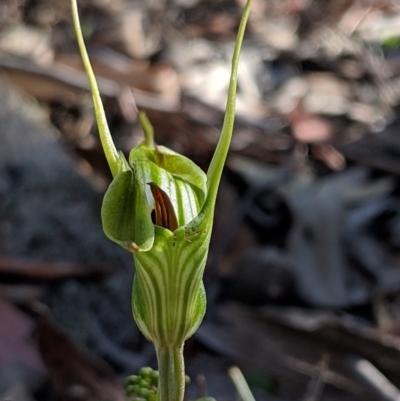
[139,367,153,377]
[126,367,158,400]
[126,375,140,385]
[126,385,140,396]
[150,370,159,383]
[126,367,191,401]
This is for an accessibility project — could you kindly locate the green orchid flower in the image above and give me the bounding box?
[71,1,253,400]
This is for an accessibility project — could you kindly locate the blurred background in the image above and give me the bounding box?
[2,0,400,400]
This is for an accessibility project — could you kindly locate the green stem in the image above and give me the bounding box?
[156,344,185,401]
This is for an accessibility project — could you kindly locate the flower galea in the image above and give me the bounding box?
[71,1,253,400]
[102,120,211,347]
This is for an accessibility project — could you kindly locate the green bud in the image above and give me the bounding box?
[150,370,159,385]
[126,375,140,386]
[138,379,149,389]
[139,388,152,398]
[139,367,153,375]
[126,384,140,396]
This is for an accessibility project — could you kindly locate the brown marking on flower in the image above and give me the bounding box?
[149,183,178,231]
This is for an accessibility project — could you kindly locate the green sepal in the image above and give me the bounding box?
[101,153,154,252]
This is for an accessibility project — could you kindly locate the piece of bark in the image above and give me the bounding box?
[0,53,178,112]
[0,284,43,304]
[0,54,118,102]
[0,257,112,281]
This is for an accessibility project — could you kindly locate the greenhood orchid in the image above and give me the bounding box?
[71,1,253,400]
